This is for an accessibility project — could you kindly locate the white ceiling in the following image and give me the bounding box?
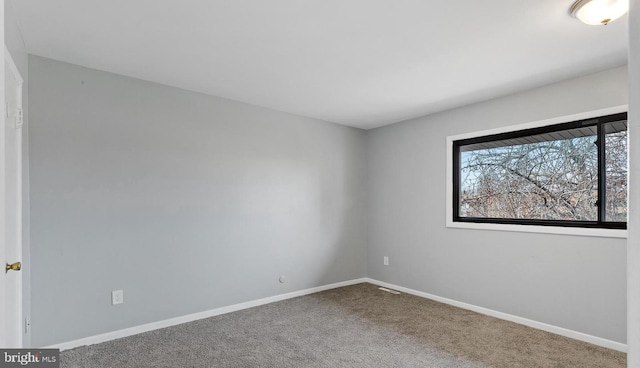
[9,0,628,129]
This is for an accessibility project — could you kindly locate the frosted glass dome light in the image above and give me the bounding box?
[570,0,629,25]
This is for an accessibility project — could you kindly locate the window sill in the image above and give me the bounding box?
[446,220,627,239]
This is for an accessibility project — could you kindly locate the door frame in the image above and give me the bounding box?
[3,45,24,347]
[0,18,6,349]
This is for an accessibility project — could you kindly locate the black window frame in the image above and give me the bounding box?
[452,112,628,230]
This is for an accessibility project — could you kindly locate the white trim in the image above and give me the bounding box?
[48,277,626,353]
[446,105,629,239]
[47,278,368,351]
[365,278,627,353]
[4,47,23,130]
[446,221,627,238]
[4,46,24,85]
[0,18,7,349]
[3,46,24,348]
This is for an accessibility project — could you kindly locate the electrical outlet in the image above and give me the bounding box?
[383,256,389,266]
[112,290,124,305]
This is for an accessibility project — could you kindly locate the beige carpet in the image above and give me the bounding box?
[61,283,625,367]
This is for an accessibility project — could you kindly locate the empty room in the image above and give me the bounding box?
[2,0,640,367]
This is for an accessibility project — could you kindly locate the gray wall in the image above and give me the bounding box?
[627,0,639,364]
[28,55,629,347]
[28,56,368,347]
[5,1,30,347]
[367,66,628,343]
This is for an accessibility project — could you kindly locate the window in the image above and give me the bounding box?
[452,112,627,230]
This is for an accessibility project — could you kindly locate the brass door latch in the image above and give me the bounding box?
[5,262,21,273]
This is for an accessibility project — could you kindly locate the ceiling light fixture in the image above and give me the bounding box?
[570,0,629,25]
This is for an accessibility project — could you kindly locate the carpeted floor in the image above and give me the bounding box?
[61,283,625,367]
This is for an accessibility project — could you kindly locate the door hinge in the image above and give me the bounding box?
[15,108,24,128]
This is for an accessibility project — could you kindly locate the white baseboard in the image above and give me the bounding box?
[49,277,627,353]
[365,278,627,353]
[48,278,368,351]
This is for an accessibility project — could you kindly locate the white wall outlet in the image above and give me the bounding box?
[111,290,124,305]
[383,256,389,266]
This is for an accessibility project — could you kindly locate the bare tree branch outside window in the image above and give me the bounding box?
[605,129,627,221]
[458,120,627,224]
